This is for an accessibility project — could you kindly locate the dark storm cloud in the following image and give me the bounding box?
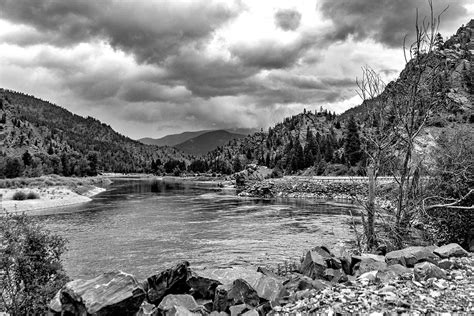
[0,0,241,63]
[231,33,321,69]
[274,9,302,31]
[163,47,260,98]
[319,0,469,47]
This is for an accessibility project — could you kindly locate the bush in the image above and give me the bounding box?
[12,191,27,200]
[26,191,39,199]
[0,213,69,314]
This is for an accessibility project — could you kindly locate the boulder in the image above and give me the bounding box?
[252,273,288,303]
[213,279,260,312]
[158,294,202,314]
[433,243,469,258]
[353,254,387,275]
[385,246,439,267]
[229,304,247,316]
[187,269,222,299]
[300,247,332,279]
[49,271,145,315]
[144,261,191,306]
[437,259,454,270]
[283,274,328,293]
[323,268,347,283]
[377,264,412,282]
[191,267,261,288]
[414,262,448,281]
[330,246,352,275]
[189,267,285,303]
[357,271,379,283]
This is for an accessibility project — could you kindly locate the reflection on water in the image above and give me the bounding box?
[38,179,354,280]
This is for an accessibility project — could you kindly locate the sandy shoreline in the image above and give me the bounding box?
[0,185,106,213]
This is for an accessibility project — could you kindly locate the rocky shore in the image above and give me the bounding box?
[0,185,106,213]
[48,243,473,315]
[238,176,369,201]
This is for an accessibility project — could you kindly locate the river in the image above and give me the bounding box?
[38,178,355,280]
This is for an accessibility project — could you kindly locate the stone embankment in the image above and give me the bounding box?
[239,177,369,201]
[48,243,473,315]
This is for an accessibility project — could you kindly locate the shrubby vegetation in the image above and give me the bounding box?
[0,213,69,315]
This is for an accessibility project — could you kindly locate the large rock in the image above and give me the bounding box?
[189,267,285,303]
[158,294,203,315]
[323,268,347,283]
[213,279,260,312]
[144,261,191,306]
[330,246,352,275]
[252,273,287,302]
[385,246,439,267]
[300,247,332,279]
[49,271,145,315]
[377,264,412,282]
[414,262,448,281]
[353,254,387,275]
[190,267,261,290]
[433,243,469,258]
[187,270,222,299]
[283,274,328,293]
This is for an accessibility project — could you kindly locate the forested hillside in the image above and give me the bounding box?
[188,20,473,176]
[0,89,189,177]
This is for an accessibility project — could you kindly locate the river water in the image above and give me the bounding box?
[37,178,355,280]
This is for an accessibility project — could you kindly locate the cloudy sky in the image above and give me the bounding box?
[0,0,472,139]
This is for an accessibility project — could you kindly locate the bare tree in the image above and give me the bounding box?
[355,67,394,249]
[355,0,449,248]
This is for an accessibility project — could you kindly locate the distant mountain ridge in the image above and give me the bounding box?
[175,130,246,156]
[138,128,257,146]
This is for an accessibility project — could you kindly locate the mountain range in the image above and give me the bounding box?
[139,128,256,146]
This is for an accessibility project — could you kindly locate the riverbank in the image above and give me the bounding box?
[0,175,111,213]
[0,185,106,213]
[48,243,474,314]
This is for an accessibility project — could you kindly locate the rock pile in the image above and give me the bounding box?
[239,177,366,200]
[48,243,472,315]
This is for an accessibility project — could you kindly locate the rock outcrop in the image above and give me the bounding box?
[434,243,469,258]
[385,246,438,267]
[49,271,145,315]
[144,261,191,306]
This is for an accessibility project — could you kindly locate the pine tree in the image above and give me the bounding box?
[434,32,444,50]
[344,116,362,166]
[22,150,32,166]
